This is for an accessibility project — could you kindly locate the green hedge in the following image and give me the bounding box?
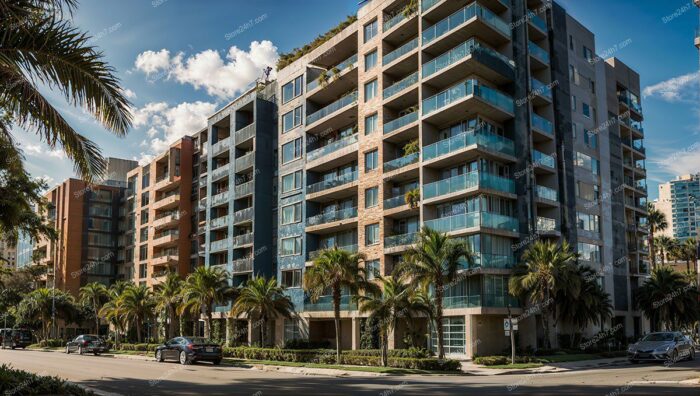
[40,339,65,348]
[118,343,159,352]
[0,364,93,395]
[222,347,458,371]
[473,356,539,366]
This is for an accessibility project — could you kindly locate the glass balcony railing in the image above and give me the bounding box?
[384,232,418,248]
[620,117,644,133]
[306,54,358,92]
[307,171,358,194]
[383,152,419,173]
[306,91,358,125]
[527,11,547,32]
[536,216,557,232]
[383,111,418,135]
[531,113,553,135]
[210,238,230,252]
[305,295,356,312]
[384,193,416,209]
[307,207,358,226]
[422,2,511,45]
[383,37,419,65]
[423,171,514,200]
[470,253,515,269]
[424,211,518,233]
[308,244,358,261]
[383,71,419,99]
[618,90,642,114]
[528,41,550,64]
[531,78,552,100]
[423,128,515,161]
[536,185,558,201]
[307,134,358,162]
[384,8,414,31]
[482,293,520,308]
[422,38,513,79]
[443,295,482,309]
[422,79,514,116]
[533,150,555,168]
[421,0,440,12]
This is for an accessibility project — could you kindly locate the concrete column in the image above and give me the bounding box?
[225,317,233,347]
[274,319,285,347]
[351,317,361,350]
[465,314,475,358]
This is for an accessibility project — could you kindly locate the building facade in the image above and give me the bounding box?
[123,138,195,287]
[655,174,700,240]
[0,237,17,269]
[273,0,650,357]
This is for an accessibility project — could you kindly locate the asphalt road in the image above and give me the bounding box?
[0,349,698,395]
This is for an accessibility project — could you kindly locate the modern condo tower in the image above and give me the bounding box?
[655,174,700,240]
[274,0,649,356]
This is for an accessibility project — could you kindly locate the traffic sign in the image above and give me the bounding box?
[504,319,518,331]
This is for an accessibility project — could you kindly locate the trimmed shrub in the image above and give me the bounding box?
[473,355,539,366]
[38,339,65,348]
[118,343,158,352]
[343,348,433,359]
[283,339,330,350]
[0,364,93,395]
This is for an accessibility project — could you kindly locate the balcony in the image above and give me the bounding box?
[234,181,254,198]
[424,211,518,234]
[152,211,180,230]
[470,253,515,270]
[307,207,358,229]
[232,232,253,247]
[383,7,414,32]
[383,152,419,173]
[308,244,358,261]
[422,79,514,124]
[383,111,419,137]
[383,37,419,67]
[306,91,359,133]
[528,41,549,69]
[235,152,255,171]
[211,163,230,182]
[234,207,253,224]
[531,113,554,136]
[210,215,230,230]
[423,171,515,202]
[531,78,553,103]
[305,295,356,312]
[210,238,230,253]
[533,150,556,169]
[618,90,643,115]
[443,292,519,309]
[306,54,358,93]
[153,173,177,191]
[527,11,547,39]
[383,71,419,101]
[152,253,178,266]
[422,38,514,86]
[232,257,253,273]
[307,171,358,195]
[535,185,558,202]
[536,217,558,233]
[211,137,231,156]
[620,117,644,135]
[306,134,359,172]
[384,194,417,210]
[422,2,511,51]
[384,232,418,249]
[210,190,230,207]
[423,129,515,163]
[153,231,179,247]
[152,194,180,210]
[235,123,255,144]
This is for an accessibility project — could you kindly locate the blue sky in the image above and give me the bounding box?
[15,0,700,200]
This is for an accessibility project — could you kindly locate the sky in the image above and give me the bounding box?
[13,0,700,201]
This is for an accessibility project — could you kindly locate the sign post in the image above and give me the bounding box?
[506,305,516,365]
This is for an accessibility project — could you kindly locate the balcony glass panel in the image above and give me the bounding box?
[384,9,412,31]
[384,232,418,248]
[383,37,419,65]
[308,244,358,261]
[536,217,557,231]
[384,194,414,209]
[531,113,553,135]
[305,295,356,311]
[536,185,557,201]
[383,111,418,135]
[422,79,514,116]
[422,38,513,78]
[307,134,358,162]
[306,54,358,92]
[423,128,514,161]
[533,150,555,168]
[528,41,550,64]
[306,91,358,125]
[422,3,510,45]
[423,171,514,199]
[531,78,552,100]
[307,207,358,226]
[383,71,419,99]
[527,11,547,31]
[383,152,419,172]
[424,211,518,233]
[307,171,358,194]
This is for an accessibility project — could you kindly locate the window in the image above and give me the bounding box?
[281,202,302,225]
[140,209,149,225]
[569,35,574,50]
[589,80,595,94]
[431,317,466,355]
[584,130,598,148]
[141,168,150,189]
[571,95,577,111]
[578,243,601,262]
[364,149,378,172]
[365,49,377,71]
[280,236,302,256]
[582,102,591,118]
[365,223,379,245]
[139,227,148,242]
[575,152,600,175]
[139,264,147,278]
[364,19,378,42]
[577,212,600,233]
[141,192,150,206]
[281,171,302,193]
[365,113,378,135]
[572,123,577,138]
[582,46,594,62]
[282,75,303,104]
[281,269,302,288]
[139,244,148,261]
[364,79,378,102]
[282,138,303,164]
[282,106,303,132]
[365,187,379,208]
[284,319,304,342]
[366,259,380,280]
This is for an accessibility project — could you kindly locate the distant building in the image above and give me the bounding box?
[654,174,700,240]
[0,237,17,269]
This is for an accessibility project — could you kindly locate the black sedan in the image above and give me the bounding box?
[65,335,109,355]
[155,337,222,365]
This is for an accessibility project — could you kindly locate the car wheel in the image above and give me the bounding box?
[65,346,70,354]
[155,350,164,362]
[93,352,100,356]
[688,348,695,361]
[10,345,15,350]
[78,346,84,355]
[213,359,221,365]
[179,351,190,365]
[628,359,638,364]
[669,349,678,364]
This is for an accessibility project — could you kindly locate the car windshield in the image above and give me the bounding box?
[187,337,212,345]
[641,333,674,342]
[82,335,99,342]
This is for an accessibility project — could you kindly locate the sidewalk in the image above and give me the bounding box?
[461,357,628,376]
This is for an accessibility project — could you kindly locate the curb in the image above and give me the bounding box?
[71,383,124,396]
[629,379,700,385]
[251,364,389,377]
[469,358,629,376]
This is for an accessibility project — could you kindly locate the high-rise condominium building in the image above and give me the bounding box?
[655,174,700,240]
[32,158,137,296]
[123,138,195,287]
[273,0,649,356]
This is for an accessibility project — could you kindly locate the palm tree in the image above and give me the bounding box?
[79,282,108,336]
[304,247,377,363]
[396,227,474,359]
[646,203,668,270]
[681,238,698,274]
[557,266,613,346]
[154,273,183,340]
[121,284,155,343]
[636,267,700,330]
[655,236,674,266]
[180,266,232,339]
[100,296,128,348]
[509,240,579,349]
[230,277,294,347]
[16,288,76,340]
[0,0,132,181]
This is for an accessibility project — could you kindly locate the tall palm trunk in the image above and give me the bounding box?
[381,328,389,367]
[167,305,177,339]
[435,279,445,360]
[649,230,655,270]
[204,306,213,339]
[136,315,142,343]
[542,291,552,349]
[333,285,342,364]
[260,318,266,347]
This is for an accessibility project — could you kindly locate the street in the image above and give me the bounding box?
[0,349,698,395]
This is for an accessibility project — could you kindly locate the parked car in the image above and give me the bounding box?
[65,335,109,355]
[0,329,33,349]
[627,331,696,363]
[155,337,222,365]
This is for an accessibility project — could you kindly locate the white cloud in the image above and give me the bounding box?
[134,49,171,75]
[23,143,43,155]
[47,149,66,159]
[131,100,217,163]
[122,88,137,99]
[642,71,700,102]
[133,41,279,99]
